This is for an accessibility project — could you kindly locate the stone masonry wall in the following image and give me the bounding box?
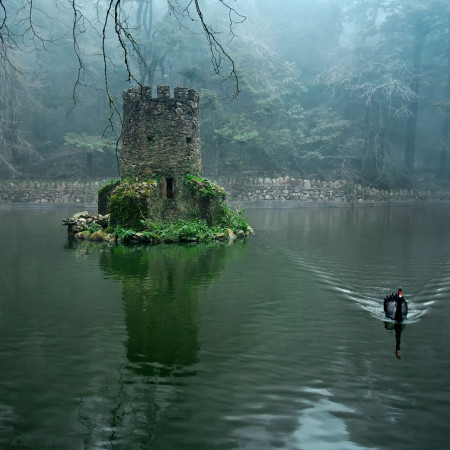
[214,176,450,205]
[2,177,450,205]
[0,181,104,204]
[121,86,201,180]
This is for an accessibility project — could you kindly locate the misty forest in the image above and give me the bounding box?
[1,0,450,189]
[3,2,450,448]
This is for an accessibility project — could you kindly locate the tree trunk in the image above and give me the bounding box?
[404,97,418,172]
[404,25,423,172]
[438,28,450,178]
[361,98,372,176]
[86,152,93,178]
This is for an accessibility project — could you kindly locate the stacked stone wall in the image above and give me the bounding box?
[214,176,450,205]
[121,86,201,179]
[0,181,105,204]
[2,178,450,205]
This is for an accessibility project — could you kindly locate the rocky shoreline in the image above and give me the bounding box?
[62,211,253,244]
[62,211,113,241]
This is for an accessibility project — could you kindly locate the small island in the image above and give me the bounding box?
[63,86,253,244]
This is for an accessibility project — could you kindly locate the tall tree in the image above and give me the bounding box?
[0,52,40,176]
[342,0,450,174]
[319,52,416,184]
[436,13,450,177]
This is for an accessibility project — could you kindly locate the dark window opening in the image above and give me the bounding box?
[186,137,193,144]
[165,178,174,199]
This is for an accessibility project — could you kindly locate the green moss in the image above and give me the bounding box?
[98,179,120,197]
[109,179,156,230]
[89,230,107,241]
[76,230,92,239]
[110,191,147,230]
[98,179,121,215]
[185,174,226,199]
[96,175,252,244]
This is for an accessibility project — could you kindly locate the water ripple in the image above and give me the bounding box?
[251,206,450,325]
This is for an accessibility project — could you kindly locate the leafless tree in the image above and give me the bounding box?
[0,50,41,176]
[318,56,417,182]
[0,0,244,175]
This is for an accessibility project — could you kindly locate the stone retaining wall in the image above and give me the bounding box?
[0,181,107,204]
[1,177,450,205]
[214,176,450,205]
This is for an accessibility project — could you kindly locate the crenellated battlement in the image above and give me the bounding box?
[123,85,199,104]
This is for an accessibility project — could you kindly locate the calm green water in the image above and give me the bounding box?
[0,205,449,449]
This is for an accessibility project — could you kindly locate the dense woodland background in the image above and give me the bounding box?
[1,0,450,190]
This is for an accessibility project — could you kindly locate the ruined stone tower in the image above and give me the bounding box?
[98,85,226,226]
[121,85,202,188]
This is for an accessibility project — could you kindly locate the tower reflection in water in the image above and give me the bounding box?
[100,243,241,376]
[67,239,245,447]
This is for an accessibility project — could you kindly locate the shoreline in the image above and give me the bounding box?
[3,199,450,210]
[2,177,450,207]
[230,199,450,208]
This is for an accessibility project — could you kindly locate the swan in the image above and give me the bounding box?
[384,286,408,322]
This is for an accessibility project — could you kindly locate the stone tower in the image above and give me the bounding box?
[98,85,226,225]
[121,85,202,190]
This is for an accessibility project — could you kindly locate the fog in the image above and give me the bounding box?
[1,0,449,189]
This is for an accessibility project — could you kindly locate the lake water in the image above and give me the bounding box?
[0,204,449,449]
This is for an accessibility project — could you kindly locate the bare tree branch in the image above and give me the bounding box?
[0,0,244,176]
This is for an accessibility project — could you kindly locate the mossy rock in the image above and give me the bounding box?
[110,191,148,230]
[108,181,157,230]
[98,180,121,215]
[75,230,91,240]
[89,230,107,241]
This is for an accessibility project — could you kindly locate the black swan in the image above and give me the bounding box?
[384,286,408,322]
